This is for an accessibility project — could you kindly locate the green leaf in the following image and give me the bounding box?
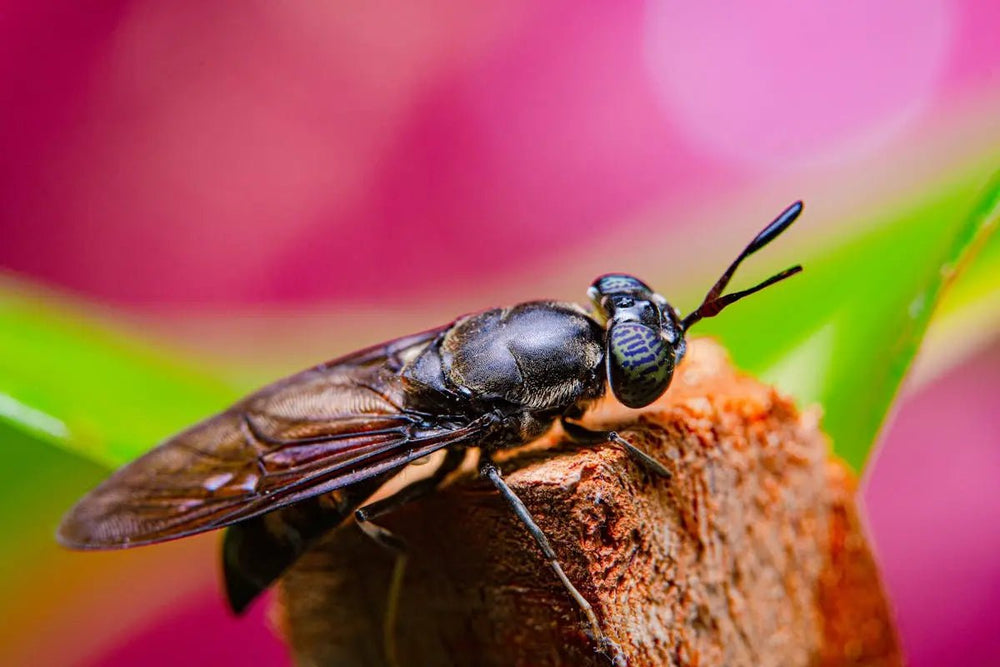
[915,195,1000,382]
[697,171,1000,470]
[0,282,239,467]
[0,419,107,580]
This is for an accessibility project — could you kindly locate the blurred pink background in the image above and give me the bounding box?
[1,1,998,665]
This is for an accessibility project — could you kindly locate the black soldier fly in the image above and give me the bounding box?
[58,201,804,666]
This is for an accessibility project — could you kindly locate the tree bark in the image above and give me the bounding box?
[276,339,900,666]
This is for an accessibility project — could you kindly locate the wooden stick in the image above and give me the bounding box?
[276,339,900,666]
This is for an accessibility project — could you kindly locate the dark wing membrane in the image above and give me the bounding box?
[57,327,479,549]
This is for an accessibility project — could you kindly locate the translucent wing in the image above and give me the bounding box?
[57,327,481,549]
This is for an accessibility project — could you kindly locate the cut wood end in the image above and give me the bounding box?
[275,338,901,666]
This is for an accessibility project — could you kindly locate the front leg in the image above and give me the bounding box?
[561,418,672,479]
[480,457,626,667]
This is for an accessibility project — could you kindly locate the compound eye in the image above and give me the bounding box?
[606,321,676,409]
[592,274,652,296]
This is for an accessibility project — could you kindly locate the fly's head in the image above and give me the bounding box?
[588,274,685,409]
[586,200,807,410]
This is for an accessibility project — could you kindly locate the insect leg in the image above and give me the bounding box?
[561,418,671,479]
[222,473,392,614]
[355,517,407,667]
[480,458,626,667]
[355,447,467,522]
[353,447,466,667]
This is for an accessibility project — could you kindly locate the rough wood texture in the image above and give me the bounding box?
[276,339,900,666]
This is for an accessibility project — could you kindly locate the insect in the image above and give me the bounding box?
[58,202,803,666]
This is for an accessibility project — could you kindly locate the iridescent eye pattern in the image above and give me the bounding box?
[607,321,675,408]
[592,274,651,296]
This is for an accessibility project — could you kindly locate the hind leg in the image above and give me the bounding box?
[354,447,467,666]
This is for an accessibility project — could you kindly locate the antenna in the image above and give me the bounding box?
[681,201,804,331]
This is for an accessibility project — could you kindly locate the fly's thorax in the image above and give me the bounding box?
[437,301,606,411]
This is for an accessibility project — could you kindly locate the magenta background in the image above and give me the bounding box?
[3,0,998,306]
[1,1,998,665]
[864,343,1000,664]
